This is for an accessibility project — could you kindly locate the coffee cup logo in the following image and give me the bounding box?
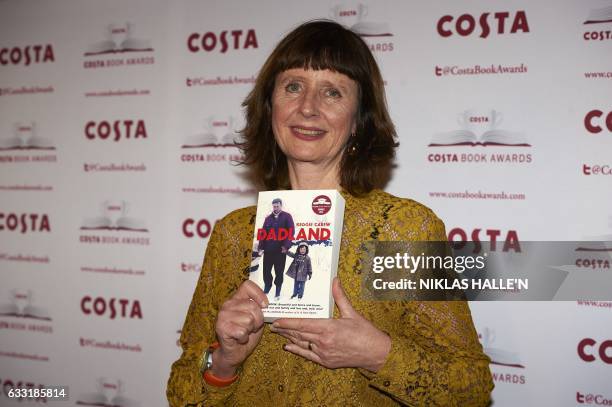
[480,326,496,347]
[109,23,130,50]
[96,378,123,404]
[102,200,129,222]
[11,289,32,316]
[330,2,368,28]
[77,378,139,407]
[14,122,36,142]
[457,110,504,133]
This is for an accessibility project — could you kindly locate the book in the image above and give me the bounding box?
[84,23,153,56]
[249,190,345,322]
[181,133,236,149]
[0,290,51,320]
[429,129,530,147]
[584,6,612,24]
[81,201,148,232]
[80,216,147,232]
[351,21,393,37]
[182,117,238,148]
[0,123,55,151]
[480,328,525,368]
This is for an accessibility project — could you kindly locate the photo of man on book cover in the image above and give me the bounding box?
[257,198,295,301]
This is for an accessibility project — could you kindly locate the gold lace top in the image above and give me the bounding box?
[167,190,494,406]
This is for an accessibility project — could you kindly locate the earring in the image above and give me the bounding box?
[347,132,358,155]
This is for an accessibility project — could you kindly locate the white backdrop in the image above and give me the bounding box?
[1,1,611,406]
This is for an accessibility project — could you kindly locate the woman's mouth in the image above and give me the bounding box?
[290,126,326,140]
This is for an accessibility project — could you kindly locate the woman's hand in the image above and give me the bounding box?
[213,280,268,378]
[270,278,391,373]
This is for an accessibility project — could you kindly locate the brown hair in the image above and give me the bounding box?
[238,20,398,195]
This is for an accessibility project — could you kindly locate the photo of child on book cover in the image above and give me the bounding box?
[285,242,312,300]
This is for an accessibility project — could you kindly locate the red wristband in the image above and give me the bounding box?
[203,369,238,387]
[202,342,239,387]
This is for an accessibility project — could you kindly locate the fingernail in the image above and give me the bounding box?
[272,322,278,328]
[282,344,288,351]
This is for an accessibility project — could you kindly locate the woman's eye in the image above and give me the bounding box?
[285,82,301,92]
[325,88,341,98]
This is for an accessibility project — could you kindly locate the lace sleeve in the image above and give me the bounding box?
[359,209,494,406]
[166,214,247,406]
[359,301,494,406]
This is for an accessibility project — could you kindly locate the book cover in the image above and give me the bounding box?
[249,190,345,322]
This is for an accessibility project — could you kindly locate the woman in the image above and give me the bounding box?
[167,20,493,406]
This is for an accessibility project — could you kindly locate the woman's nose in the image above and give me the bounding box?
[299,89,320,117]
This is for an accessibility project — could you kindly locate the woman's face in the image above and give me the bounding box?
[271,68,359,167]
[299,246,307,254]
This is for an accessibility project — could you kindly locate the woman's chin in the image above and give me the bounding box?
[286,154,328,166]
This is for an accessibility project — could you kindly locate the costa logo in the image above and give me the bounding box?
[437,11,529,38]
[187,29,258,53]
[427,152,531,164]
[448,228,521,253]
[84,120,148,142]
[80,296,142,319]
[0,45,54,66]
[0,213,50,233]
[0,378,47,402]
[576,258,610,269]
[182,218,213,238]
[584,110,612,134]
[578,338,612,364]
[583,6,612,41]
[583,30,612,41]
